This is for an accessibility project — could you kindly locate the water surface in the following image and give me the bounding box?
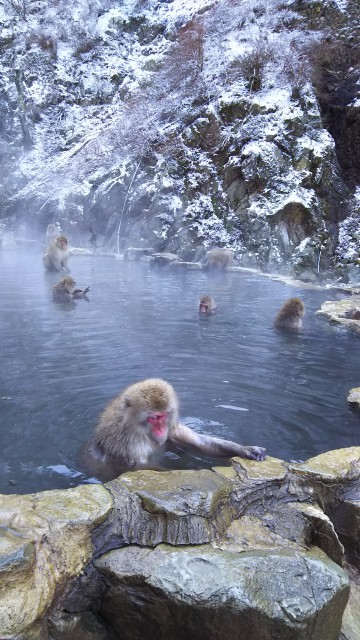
[0,248,359,493]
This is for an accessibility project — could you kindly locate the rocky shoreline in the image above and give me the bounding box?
[1,447,359,639]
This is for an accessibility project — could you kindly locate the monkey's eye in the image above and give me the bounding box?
[147,412,169,425]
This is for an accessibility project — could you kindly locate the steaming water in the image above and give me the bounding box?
[0,248,359,494]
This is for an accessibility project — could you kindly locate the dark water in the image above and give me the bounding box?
[0,248,359,494]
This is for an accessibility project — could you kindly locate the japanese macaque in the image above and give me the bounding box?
[274,297,305,331]
[85,378,266,480]
[53,276,90,302]
[43,235,70,272]
[198,295,217,314]
[204,248,234,270]
[45,223,62,245]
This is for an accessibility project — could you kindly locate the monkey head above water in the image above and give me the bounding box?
[43,235,70,272]
[53,276,90,302]
[198,295,217,314]
[274,297,305,331]
[85,378,266,480]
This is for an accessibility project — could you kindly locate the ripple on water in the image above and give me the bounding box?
[0,250,359,493]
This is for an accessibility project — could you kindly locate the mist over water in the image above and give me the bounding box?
[0,248,359,494]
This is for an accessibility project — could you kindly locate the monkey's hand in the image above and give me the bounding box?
[171,425,266,461]
[239,446,266,461]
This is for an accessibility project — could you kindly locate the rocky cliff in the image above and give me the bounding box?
[0,0,359,279]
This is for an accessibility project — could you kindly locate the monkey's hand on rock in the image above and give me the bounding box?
[238,445,266,461]
[171,424,266,461]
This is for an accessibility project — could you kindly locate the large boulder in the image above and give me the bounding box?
[0,485,113,638]
[1,449,360,639]
[95,544,349,640]
[316,297,360,334]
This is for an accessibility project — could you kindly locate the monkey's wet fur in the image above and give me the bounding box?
[274,297,305,331]
[53,276,90,302]
[199,295,217,314]
[84,378,266,481]
[43,235,70,272]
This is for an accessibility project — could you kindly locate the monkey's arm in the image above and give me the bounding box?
[170,423,266,461]
[72,286,90,299]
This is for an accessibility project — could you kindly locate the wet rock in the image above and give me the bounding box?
[101,468,236,547]
[168,260,203,270]
[289,447,360,483]
[149,252,179,266]
[0,528,35,578]
[0,484,113,638]
[95,544,349,640]
[289,448,360,569]
[331,499,360,570]
[316,297,360,334]
[347,387,360,408]
[48,610,109,640]
[1,450,360,638]
[342,308,360,320]
[340,571,360,640]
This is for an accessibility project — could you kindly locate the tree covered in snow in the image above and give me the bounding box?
[0,0,359,279]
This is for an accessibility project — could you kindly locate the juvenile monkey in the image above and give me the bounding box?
[274,297,305,331]
[204,248,234,270]
[85,378,266,479]
[198,295,217,314]
[53,276,90,302]
[43,235,70,272]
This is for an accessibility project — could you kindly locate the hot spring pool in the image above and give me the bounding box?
[0,248,359,493]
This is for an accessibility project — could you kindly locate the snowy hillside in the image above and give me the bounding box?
[0,0,359,279]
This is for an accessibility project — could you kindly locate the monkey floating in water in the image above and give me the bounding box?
[53,276,90,302]
[84,378,266,481]
[43,235,70,272]
[198,295,217,314]
[274,297,305,331]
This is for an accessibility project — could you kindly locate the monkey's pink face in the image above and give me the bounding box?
[60,239,67,250]
[147,412,169,444]
[199,303,209,313]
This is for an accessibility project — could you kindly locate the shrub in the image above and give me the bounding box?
[237,39,274,91]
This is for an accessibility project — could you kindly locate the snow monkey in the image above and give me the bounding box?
[53,276,90,302]
[43,235,70,272]
[204,248,234,270]
[198,295,217,314]
[85,378,266,480]
[274,297,305,331]
[45,223,61,245]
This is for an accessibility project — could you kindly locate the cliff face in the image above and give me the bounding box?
[0,0,359,279]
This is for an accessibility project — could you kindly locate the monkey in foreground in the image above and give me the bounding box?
[53,276,90,302]
[85,378,266,480]
[198,295,217,314]
[204,248,234,270]
[43,236,70,272]
[274,297,305,331]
